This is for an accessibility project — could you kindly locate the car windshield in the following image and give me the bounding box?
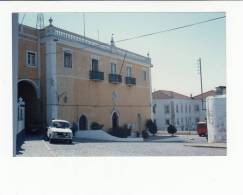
[52,121,70,128]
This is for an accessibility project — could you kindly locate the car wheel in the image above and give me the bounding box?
[49,138,52,144]
[69,139,72,144]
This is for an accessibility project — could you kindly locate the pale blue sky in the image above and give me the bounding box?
[19,12,226,96]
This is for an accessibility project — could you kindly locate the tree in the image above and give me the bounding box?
[146,119,158,136]
[167,124,177,136]
[90,122,104,130]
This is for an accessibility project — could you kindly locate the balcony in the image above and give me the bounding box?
[125,77,136,86]
[89,71,104,81]
[109,74,122,84]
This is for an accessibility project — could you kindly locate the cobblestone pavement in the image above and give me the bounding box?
[17,134,226,157]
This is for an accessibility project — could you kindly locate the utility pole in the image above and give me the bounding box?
[198,57,204,111]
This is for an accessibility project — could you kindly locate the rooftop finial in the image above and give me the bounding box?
[49,17,53,26]
[111,33,115,46]
[147,52,150,58]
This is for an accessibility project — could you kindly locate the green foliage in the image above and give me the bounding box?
[167,124,177,136]
[108,124,131,138]
[142,130,149,139]
[90,122,104,130]
[145,119,158,135]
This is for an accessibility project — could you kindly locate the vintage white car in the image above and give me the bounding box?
[47,119,73,144]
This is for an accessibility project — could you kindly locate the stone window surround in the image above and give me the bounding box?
[25,50,37,68]
[62,48,73,68]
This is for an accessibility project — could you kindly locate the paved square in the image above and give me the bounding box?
[17,133,226,157]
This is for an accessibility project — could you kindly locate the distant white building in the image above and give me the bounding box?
[152,89,221,131]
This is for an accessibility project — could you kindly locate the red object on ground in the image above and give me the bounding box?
[197,122,208,137]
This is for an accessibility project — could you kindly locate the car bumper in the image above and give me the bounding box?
[50,133,72,140]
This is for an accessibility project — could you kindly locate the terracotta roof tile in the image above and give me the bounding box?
[193,90,216,100]
[152,90,191,100]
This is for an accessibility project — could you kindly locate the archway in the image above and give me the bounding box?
[112,112,119,129]
[18,80,41,133]
[79,115,88,130]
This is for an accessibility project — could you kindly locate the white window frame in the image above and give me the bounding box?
[164,105,170,114]
[63,49,73,68]
[126,64,132,77]
[90,55,100,71]
[26,50,37,68]
[111,62,117,74]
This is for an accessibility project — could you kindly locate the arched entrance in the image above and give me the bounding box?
[79,115,88,130]
[18,80,41,133]
[112,112,119,129]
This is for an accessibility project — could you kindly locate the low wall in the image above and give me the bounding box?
[75,130,143,142]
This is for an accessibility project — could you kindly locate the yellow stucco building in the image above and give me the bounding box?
[18,19,153,134]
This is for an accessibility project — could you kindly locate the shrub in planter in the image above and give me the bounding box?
[122,124,132,137]
[90,122,104,130]
[142,130,149,139]
[167,124,177,136]
[152,120,158,135]
[136,131,140,138]
[108,124,131,138]
[109,126,125,138]
[145,119,158,136]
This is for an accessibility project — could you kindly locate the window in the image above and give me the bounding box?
[181,104,183,113]
[189,105,191,113]
[165,119,170,125]
[91,58,99,71]
[194,104,200,112]
[181,118,184,125]
[126,66,132,77]
[64,52,72,68]
[143,70,147,80]
[111,63,116,74]
[153,104,156,114]
[195,118,200,123]
[26,51,36,67]
[185,104,187,113]
[176,104,179,113]
[164,105,170,114]
[177,118,180,125]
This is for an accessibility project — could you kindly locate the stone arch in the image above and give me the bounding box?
[18,79,41,133]
[79,114,88,130]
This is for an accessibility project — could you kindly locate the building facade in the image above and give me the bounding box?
[152,90,202,131]
[18,19,152,134]
[152,87,225,131]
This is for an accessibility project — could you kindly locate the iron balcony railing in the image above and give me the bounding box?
[125,76,136,86]
[89,71,104,81]
[109,74,122,84]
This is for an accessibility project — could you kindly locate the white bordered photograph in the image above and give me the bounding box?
[14,12,226,157]
[1,1,243,195]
